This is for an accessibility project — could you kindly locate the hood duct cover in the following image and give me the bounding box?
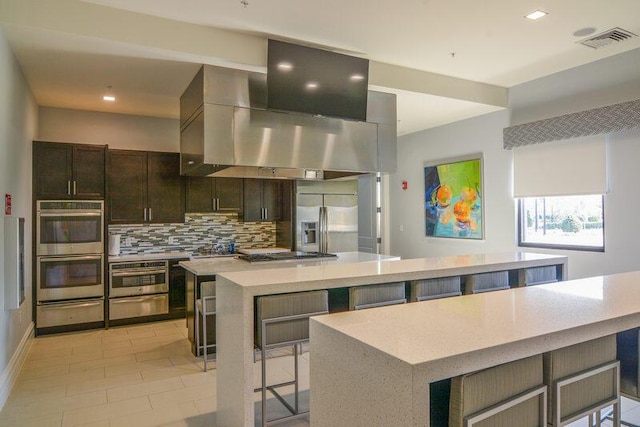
[179,65,397,180]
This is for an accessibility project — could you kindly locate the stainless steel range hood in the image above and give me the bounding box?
[179,65,396,180]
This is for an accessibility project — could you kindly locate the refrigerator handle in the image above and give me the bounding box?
[319,206,328,253]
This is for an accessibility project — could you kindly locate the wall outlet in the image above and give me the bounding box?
[168,236,178,245]
[399,224,404,232]
[125,237,133,246]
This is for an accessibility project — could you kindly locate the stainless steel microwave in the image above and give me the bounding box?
[36,200,104,256]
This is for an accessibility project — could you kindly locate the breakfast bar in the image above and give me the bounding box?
[309,271,640,427]
[213,251,567,426]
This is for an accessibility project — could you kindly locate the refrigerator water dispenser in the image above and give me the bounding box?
[302,221,318,245]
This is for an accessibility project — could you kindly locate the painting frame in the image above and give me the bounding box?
[424,154,484,240]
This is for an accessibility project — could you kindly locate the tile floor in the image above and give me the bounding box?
[2,319,640,427]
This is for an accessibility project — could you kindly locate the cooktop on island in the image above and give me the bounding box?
[238,251,338,263]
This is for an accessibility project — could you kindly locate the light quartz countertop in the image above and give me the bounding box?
[308,271,640,427]
[213,251,568,427]
[179,251,399,276]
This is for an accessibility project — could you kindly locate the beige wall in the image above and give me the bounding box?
[0,28,38,410]
[38,107,180,152]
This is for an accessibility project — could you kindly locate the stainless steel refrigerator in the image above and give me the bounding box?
[295,180,358,253]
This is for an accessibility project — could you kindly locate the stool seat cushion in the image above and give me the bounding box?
[449,354,544,427]
[543,335,617,424]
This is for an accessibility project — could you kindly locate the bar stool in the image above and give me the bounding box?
[195,281,216,372]
[254,290,329,427]
[349,282,407,310]
[544,335,620,426]
[449,354,547,427]
[521,265,558,286]
[409,276,461,302]
[464,271,510,294]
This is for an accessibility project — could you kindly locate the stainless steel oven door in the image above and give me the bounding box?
[109,262,168,298]
[37,255,104,302]
[37,208,104,256]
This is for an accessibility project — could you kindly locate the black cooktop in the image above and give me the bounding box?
[238,251,337,263]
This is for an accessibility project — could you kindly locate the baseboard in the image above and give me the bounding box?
[0,322,34,412]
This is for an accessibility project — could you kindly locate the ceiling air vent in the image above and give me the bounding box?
[579,27,638,49]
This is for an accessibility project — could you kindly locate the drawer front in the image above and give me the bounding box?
[109,294,169,320]
[37,298,104,328]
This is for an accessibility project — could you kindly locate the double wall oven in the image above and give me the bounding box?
[36,201,105,329]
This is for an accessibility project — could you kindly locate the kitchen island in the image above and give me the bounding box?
[213,251,567,426]
[309,271,640,426]
[179,251,400,354]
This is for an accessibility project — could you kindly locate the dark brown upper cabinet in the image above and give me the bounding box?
[33,141,105,200]
[243,179,283,222]
[108,150,184,224]
[185,177,243,213]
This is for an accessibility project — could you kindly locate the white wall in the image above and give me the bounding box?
[389,110,517,260]
[0,28,37,410]
[38,107,179,152]
[389,48,640,280]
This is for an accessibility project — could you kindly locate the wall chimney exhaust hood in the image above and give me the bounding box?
[179,65,397,180]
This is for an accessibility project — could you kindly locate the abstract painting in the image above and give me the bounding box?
[424,156,484,239]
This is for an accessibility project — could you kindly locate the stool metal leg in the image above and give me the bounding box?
[195,303,200,357]
[202,306,208,372]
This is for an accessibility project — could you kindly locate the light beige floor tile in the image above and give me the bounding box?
[18,363,71,381]
[168,354,203,371]
[1,390,107,422]
[68,354,137,373]
[179,370,216,388]
[148,383,215,409]
[141,365,204,382]
[104,357,174,377]
[102,342,163,359]
[66,372,143,396]
[194,396,216,414]
[130,334,185,348]
[106,376,184,402]
[23,354,73,370]
[4,384,68,406]
[0,413,63,427]
[14,367,105,392]
[61,395,151,427]
[26,346,73,361]
[108,401,200,427]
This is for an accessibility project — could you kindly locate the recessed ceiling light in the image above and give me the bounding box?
[277,62,293,71]
[305,82,319,90]
[573,27,597,37]
[102,85,116,102]
[350,74,365,82]
[525,10,548,20]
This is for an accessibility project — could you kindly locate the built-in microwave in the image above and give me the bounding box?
[36,200,104,256]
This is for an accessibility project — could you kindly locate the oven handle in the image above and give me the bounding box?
[39,255,103,263]
[111,295,166,303]
[111,269,167,277]
[39,300,103,309]
[38,212,103,217]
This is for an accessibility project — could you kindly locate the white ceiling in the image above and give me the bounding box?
[1,0,639,135]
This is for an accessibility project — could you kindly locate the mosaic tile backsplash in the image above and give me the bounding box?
[108,213,277,256]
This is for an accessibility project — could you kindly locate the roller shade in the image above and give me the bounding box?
[513,135,607,198]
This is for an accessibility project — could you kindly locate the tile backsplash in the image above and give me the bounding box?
[108,213,277,256]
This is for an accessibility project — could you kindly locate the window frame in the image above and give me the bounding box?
[517,195,605,253]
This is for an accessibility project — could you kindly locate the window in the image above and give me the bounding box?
[518,195,604,251]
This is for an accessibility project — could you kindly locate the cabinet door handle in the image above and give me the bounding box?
[149,208,153,221]
[143,208,147,222]
[216,198,220,210]
[73,181,77,195]
[67,181,71,195]
[212,198,216,210]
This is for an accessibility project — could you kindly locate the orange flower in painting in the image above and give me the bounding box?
[460,187,478,208]
[435,185,453,207]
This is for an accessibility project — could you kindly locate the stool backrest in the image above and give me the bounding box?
[199,281,216,314]
[349,282,407,310]
[524,266,558,286]
[255,290,328,347]
[409,276,461,302]
[465,271,509,294]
